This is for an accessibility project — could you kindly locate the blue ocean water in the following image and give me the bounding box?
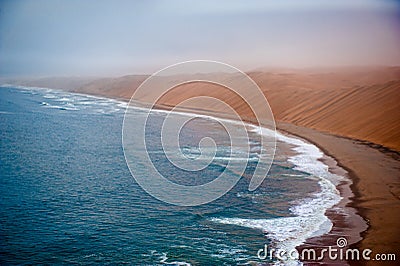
[0,86,341,265]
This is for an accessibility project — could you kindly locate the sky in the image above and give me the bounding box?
[0,0,399,77]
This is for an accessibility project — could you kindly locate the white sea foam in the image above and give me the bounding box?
[211,125,344,265]
[180,146,260,162]
[43,94,57,99]
[157,251,192,266]
[42,103,79,111]
[0,111,13,114]
[10,85,128,114]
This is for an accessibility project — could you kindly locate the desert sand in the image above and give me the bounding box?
[20,67,400,264]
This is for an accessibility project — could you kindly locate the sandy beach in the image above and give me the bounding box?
[278,122,400,265]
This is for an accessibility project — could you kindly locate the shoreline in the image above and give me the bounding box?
[277,124,367,265]
[7,85,399,264]
[122,97,400,264]
[138,102,393,264]
[77,87,376,264]
[277,122,400,265]
[130,94,361,264]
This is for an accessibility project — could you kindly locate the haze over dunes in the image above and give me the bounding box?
[2,0,400,76]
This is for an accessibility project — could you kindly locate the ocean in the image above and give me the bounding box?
[0,86,344,265]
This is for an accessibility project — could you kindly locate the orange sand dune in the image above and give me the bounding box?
[249,70,400,151]
[75,67,400,151]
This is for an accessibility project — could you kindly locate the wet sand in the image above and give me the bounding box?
[278,122,400,265]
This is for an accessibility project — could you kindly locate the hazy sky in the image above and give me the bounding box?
[1,0,399,77]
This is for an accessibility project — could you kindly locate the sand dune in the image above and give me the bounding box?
[249,71,400,151]
[74,67,400,151]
